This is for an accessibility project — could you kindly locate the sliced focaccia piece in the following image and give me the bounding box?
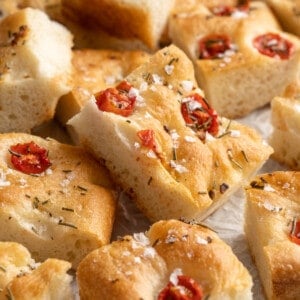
[266,0,300,37]
[0,241,73,300]
[77,219,253,299]
[68,44,272,222]
[56,49,150,125]
[0,133,116,268]
[0,8,73,133]
[270,94,300,170]
[245,171,300,299]
[61,0,174,50]
[169,1,300,118]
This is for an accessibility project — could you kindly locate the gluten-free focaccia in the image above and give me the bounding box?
[69,44,272,222]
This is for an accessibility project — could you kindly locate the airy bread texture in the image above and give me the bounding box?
[77,219,253,300]
[68,45,272,222]
[0,8,73,133]
[266,0,300,37]
[244,171,300,299]
[270,95,300,170]
[0,133,116,268]
[0,241,73,300]
[169,1,300,118]
[56,49,150,125]
[61,0,175,50]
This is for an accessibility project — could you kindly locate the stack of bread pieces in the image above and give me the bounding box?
[0,0,299,299]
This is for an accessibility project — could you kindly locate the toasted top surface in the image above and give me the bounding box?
[77,219,252,299]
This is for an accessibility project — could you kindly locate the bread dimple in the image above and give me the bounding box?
[77,219,253,299]
[0,8,73,133]
[69,44,272,222]
[245,171,300,299]
[0,132,116,268]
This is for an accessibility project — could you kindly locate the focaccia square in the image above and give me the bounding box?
[0,8,73,133]
[56,49,150,125]
[77,219,253,299]
[169,1,300,118]
[68,44,272,222]
[0,241,73,300]
[0,133,116,268]
[245,171,300,299]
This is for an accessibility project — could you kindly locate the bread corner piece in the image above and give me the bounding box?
[56,49,151,125]
[0,7,73,133]
[169,1,300,118]
[0,241,74,300]
[270,94,300,170]
[0,132,116,268]
[77,219,253,299]
[68,44,272,222]
[245,171,300,299]
[61,0,175,50]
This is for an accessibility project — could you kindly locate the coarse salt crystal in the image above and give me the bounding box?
[45,168,53,175]
[231,10,248,19]
[262,201,281,212]
[169,268,183,286]
[143,247,156,258]
[184,136,196,143]
[196,236,208,245]
[133,232,150,246]
[205,132,215,142]
[134,142,141,149]
[152,74,163,85]
[164,64,174,75]
[230,130,241,138]
[263,184,276,192]
[105,76,117,85]
[147,150,157,159]
[170,160,188,173]
[181,80,193,92]
[139,81,148,92]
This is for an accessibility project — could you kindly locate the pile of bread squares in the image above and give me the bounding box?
[0,0,299,299]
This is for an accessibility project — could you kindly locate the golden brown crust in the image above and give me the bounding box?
[77,219,253,299]
[245,171,300,299]
[0,241,73,300]
[0,133,116,268]
[169,1,300,118]
[69,44,272,222]
[56,49,150,125]
[61,0,175,49]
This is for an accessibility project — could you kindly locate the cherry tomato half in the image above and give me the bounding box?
[95,80,136,116]
[211,0,249,16]
[181,94,219,138]
[158,275,203,300]
[137,129,157,152]
[10,141,51,174]
[253,33,294,60]
[198,34,232,59]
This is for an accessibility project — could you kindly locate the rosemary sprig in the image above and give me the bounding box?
[58,221,77,229]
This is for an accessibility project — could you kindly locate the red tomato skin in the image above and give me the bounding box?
[10,141,51,174]
[137,129,157,152]
[95,80,136,117]
[290,220,300,245]
[253,33,294,60]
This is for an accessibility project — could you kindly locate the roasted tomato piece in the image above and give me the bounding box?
[95,80,136,116]
[253,33,294,60]
[290,218,300,245]
[198,34,232,59]
[137,129,157,152]
[158,275,203,300]
[181,94,219,139]
[212,0,249,16]
[9,141,51,174]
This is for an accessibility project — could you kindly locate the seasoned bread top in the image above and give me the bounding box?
[77,219,253,300]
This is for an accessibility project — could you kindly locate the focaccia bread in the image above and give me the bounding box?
[0,133,116,268]
[266,0,300,37]
[0,8,73,133]
[0,241,73,300]
[169,1,300,118]
[68,45,272,222]
[61,0,175,50]
[77,219,253,299]
[270,93,300,170]
[56,49,150,125]
[244,171,300,299]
